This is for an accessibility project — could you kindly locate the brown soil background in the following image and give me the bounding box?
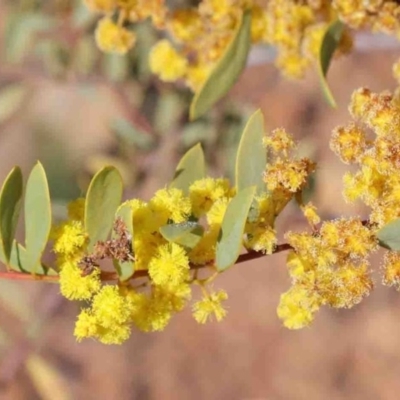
[1,5,400,399]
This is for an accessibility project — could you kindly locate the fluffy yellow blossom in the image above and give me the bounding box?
[325,263,373,309]
[59,262,101,300]
[277,285,322,329]
[189,178,234,217]
[84,0,116,13]
[149,40,188,82]
[129,289,173,332]
[134,232,165,271]
[52,220,87,261]
[95,17,136,54]
[169,9,203,43]
[263,127,294,155]
[150,187,191,223]
[148,243,190,287]
[74,310,98,342]
[92,285,133,328]
[265,158,316,192]
[301,202,320,226]
[192,289,228,324]
[382,252,400,290]
[330,123,368,164]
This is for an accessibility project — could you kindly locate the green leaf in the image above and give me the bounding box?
[0,167,23,263]
[216,186,256,271]
[319,19,344,108]
[376,218,400,250]
[189,10,252,120]
[0,240,56,276]
[24,162,52,274]
[160,221,204,249]
[85,166,123,250]
[170,143,205,194]
[113,203,135,281]
[235,109,266,194]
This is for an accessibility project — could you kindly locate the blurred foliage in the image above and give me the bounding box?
[1,0,254,206]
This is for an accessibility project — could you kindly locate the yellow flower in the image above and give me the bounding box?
[301,202,320,226]
[263,127,294,156]
[84,0,116,13]
[189,178,234,217]
[95,17,136,54]
[52,220,87,260]
[277,285,322,329]
[192,289,228,324]
[59,262,101,300]
[150,187,191,223]
[92,285,133,328]
[148,243,190,287]
[382,251,400,290]
[149,40,188,82]
[74,309,98,342]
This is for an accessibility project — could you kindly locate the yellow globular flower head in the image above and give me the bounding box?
[189,177,234,217]
[148,243,190,287]
[277,285,322,330]
[127,0,168,29]
[84,0,116,13]
[95,17,136,54]
[320,218,377,259]
[382,251,400,290]
[149,40,188,82]
[150,187,191,224]
[263,127,295,156]
[330,123,368,164]
[59,261,101,300]
[52,220,88,261]
[265,158,316,193]
[168,9,203,43]
[325,262,373,309]
[74,286,135,344]
[192,289,228,324]
[128,288,174,332]
[245,193,277,254]
[92,285,133,328]
[301,202,321,226]
[74,310,98,342]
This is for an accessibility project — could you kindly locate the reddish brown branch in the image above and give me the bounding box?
[0,243,294,283]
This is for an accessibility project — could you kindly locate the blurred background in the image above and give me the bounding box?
[1,1,400,399]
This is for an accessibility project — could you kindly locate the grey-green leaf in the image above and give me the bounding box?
[189,10,252,120]
[216,186,256,271]
[85,166,124,251]
[24,162,52,274]
[0,240,57,276]
[170,143,205,194]
[319,19,344,108]
[160,221,204,249]
[235,109,266,194]
[113,202,135,281]
[0,167,23,263]
[377,218,400,250]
